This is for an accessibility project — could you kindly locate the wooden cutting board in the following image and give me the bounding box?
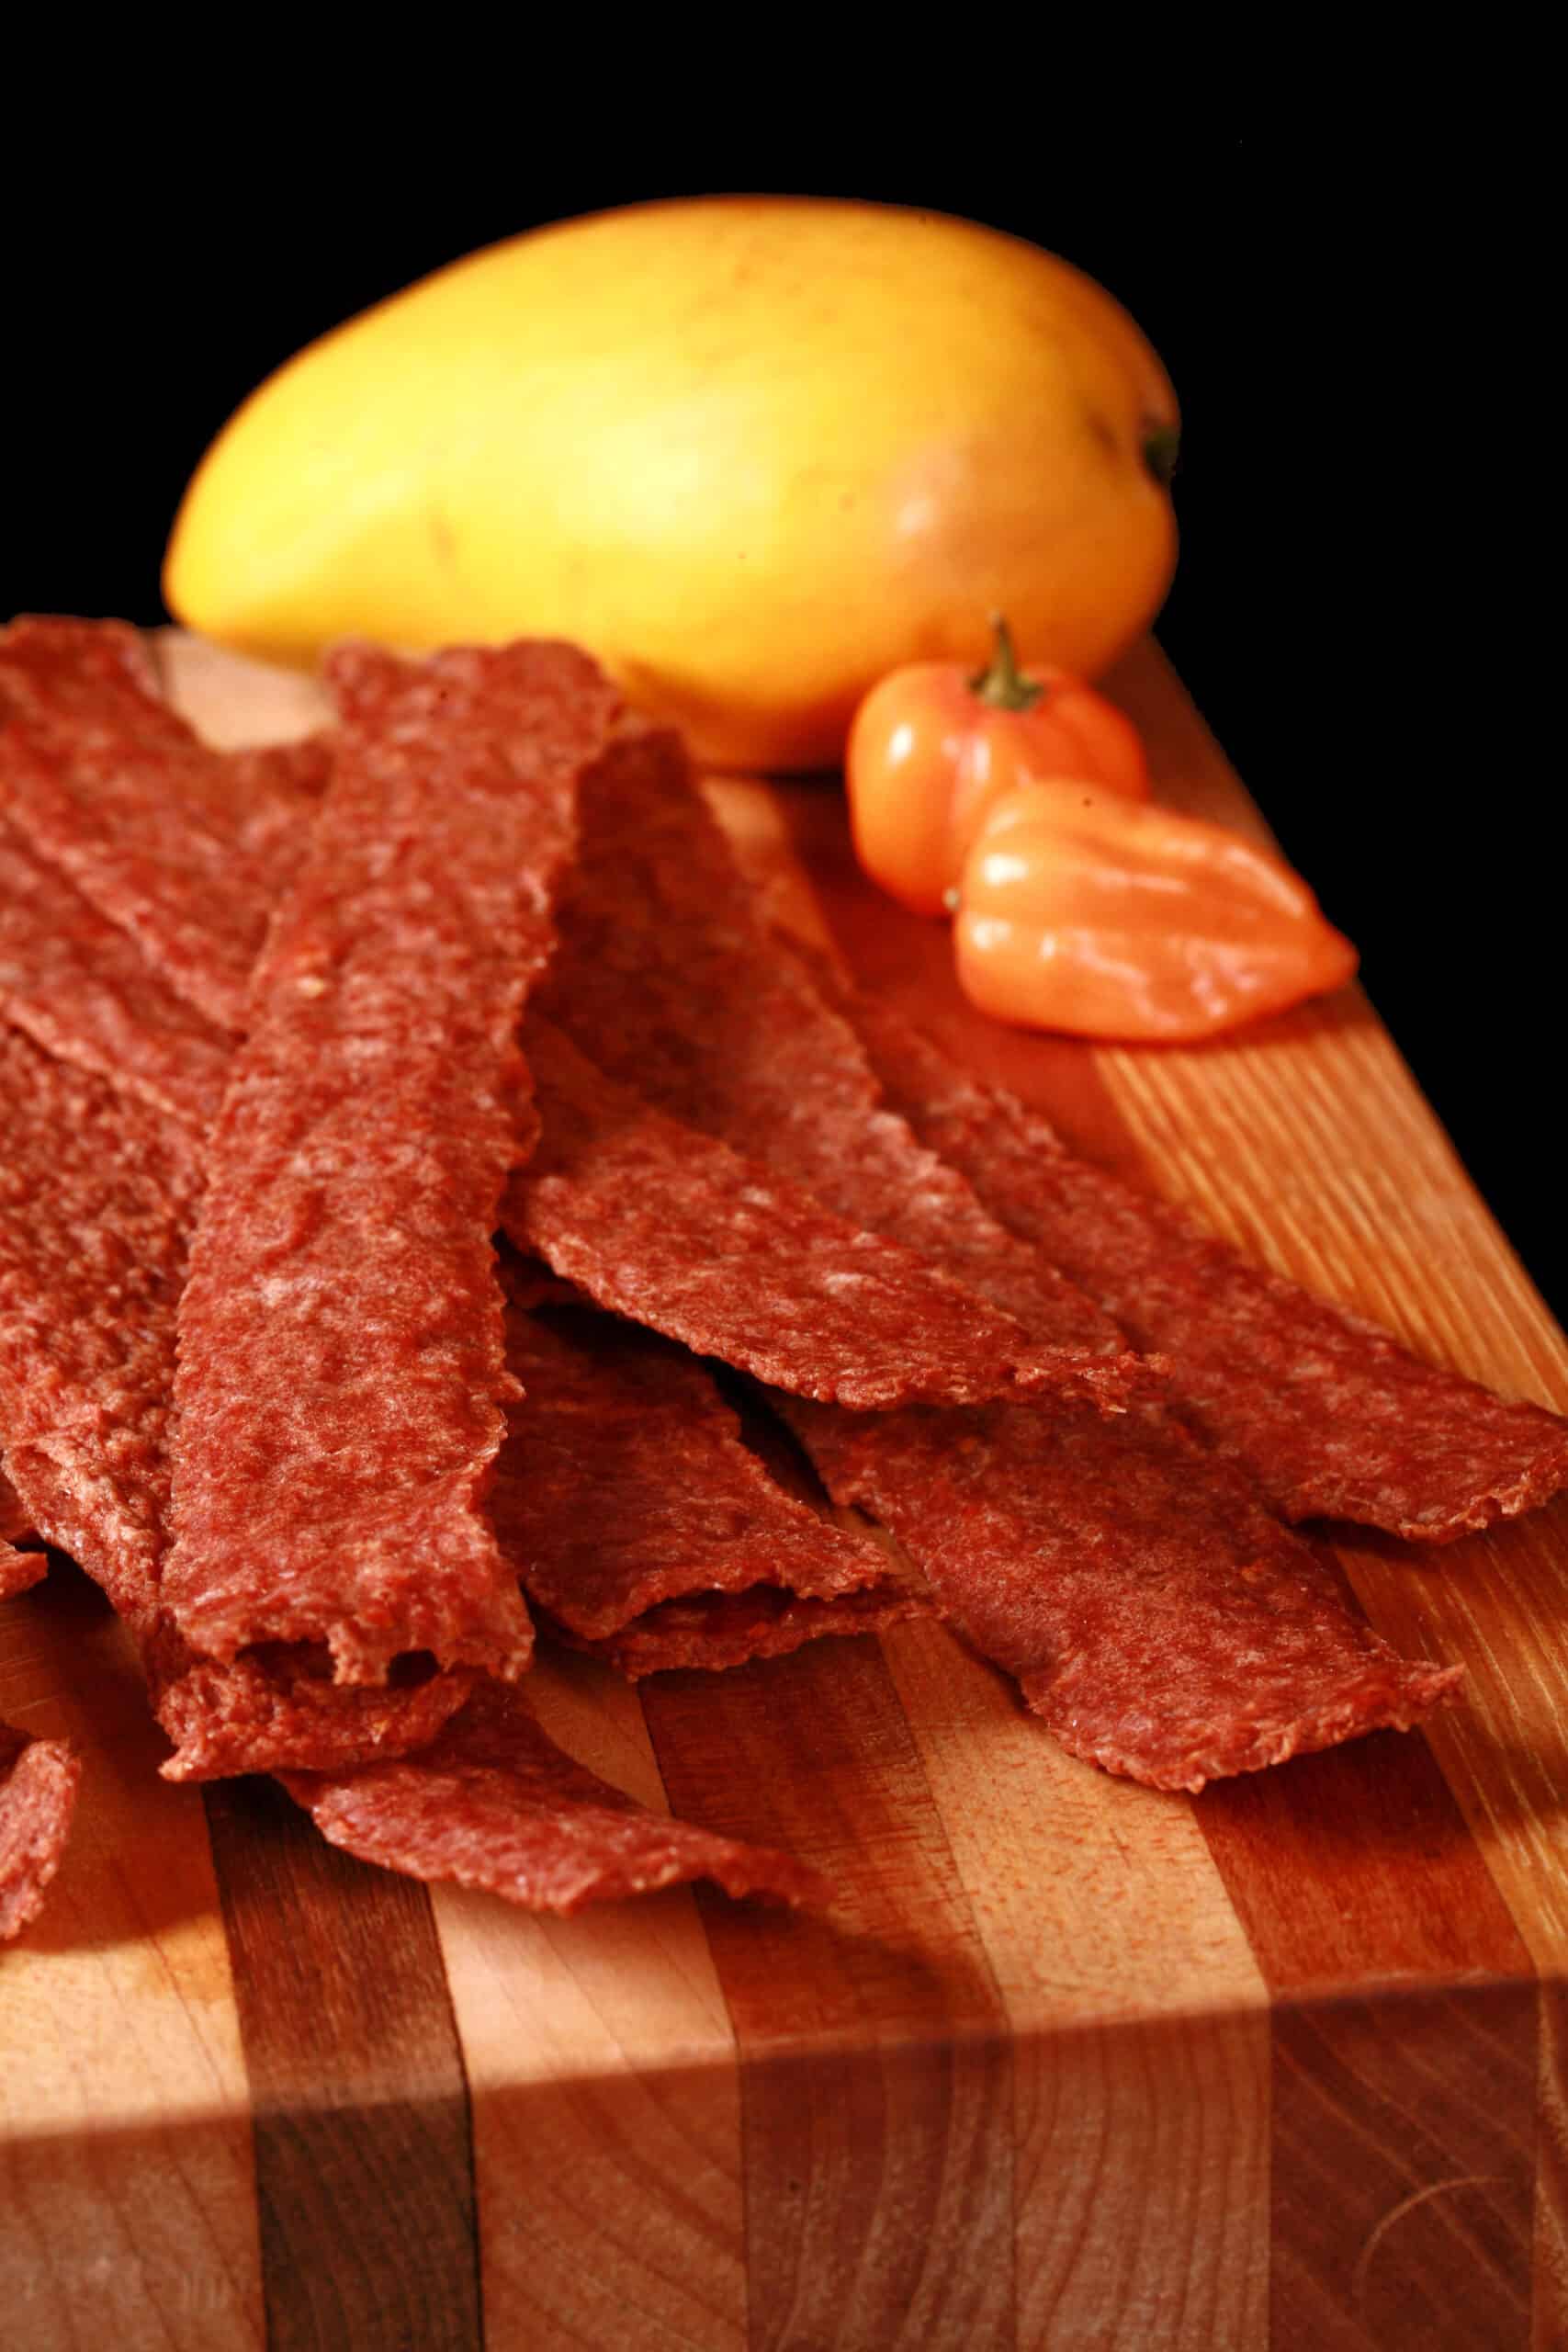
[3,633,1565,2352]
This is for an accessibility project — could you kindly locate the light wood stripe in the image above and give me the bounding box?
[878,1619,1271,2352]
[432,1656,748,2352]
[643,1637,1015,2352]
[0,1568,262,2348]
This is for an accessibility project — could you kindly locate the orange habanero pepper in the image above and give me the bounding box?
[953,777,1358,1042]
[847,616,1149,916]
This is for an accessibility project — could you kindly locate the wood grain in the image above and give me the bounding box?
[0,1566,262,2350]
[1098,646,1568,2352]
[6,628,1568,2347]
[433,1656,747,2352]
[204,1774,480,2352]
[879,1619,1272,2352]
[766,639,1568,2349]
[644,1637,1014,2352]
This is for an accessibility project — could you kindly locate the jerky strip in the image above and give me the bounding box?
[1,647,1132,1419]
[0,1470,29,1545]
[791,1393,1461,1792]
[0,807,232,1128]
[1,1721,81,1942]
[491,1300,891,1637]
[554,1581,924,1680]
[165,642,619,1683]
[0,1533,46,1600]
[0,617,319,1027]
[0,802,1087,1414]
[830,982,1568,1542]
[0,1023,474,1778]
[542,723,1134,1373]
[0,1027,816,1909]
[229,735,334,803]
[509,1019,1099,1410]
[543,726,1459,1782]
[281,1682,822,1913]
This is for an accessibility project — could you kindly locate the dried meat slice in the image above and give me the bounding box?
[0,1529,46,1600]
[164,641,620,1683]
[280,1682,822,1912]
[508,1019,1100,1410]
[541,724,1135,1375]
[1,1721,81,1942]
[0,639,1134,1418]
[540,724,1460,1784]
[0,806,232,1129]
[0,1023,475,1779]
[0,617,318,1027]
[790,1393,1460,1791]
[0,1025,205,1657]
[230,735,334,802]
[151,1639,476,1784]
[555,1581,925,1679]
[491,1299,891,1637]
[1,1047,823,1918]
[0,1470,30,1546]
[0,616,171,725]
[824,981,1568,1542]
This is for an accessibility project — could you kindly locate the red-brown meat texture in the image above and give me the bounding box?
[1,1005,826,1906]
[827,980,1568,1543]
[0,1543,46,1600]
[0,617,320,1028]
[0,1471,30,1546]
[539,725,1136,1389]
[2,640,1112,1421]
[2,1456,41,1594]
[538,725,1458,1787]
[0,1023,476,1779]
[230,735,334,803]
[1,1721,81,1942]
[556,1582,925,1679]
[0,1025,204,1662]
[281,1682,823,1912]
[0,807,233,1129]
[164,641,620,1684]
[790,1394,1459,1791]
[491,1300,893,1637]
[0,616,169,718]
[508,1018,1097,1410]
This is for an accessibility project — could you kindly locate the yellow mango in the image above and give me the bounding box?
[164,198,1179,771]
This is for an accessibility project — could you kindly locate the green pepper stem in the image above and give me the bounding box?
[970,614,1043,713]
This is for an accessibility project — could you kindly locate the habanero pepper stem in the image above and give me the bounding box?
[845,618,1150,918]
[971,615,1043,712]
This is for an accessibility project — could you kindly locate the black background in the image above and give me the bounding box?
[6,96,1560,1319]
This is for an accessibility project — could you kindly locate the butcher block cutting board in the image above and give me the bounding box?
[4,632,1567,2352]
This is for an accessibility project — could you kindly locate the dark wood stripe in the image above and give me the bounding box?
[204,1777,482,2352]
[1269,1983,1533,2351]
[641,1638,1014,2352]
[1201,1729,1536,2351]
